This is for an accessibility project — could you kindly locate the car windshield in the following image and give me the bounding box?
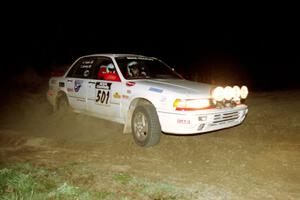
[115,56,183,80]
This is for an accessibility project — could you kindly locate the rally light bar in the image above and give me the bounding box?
[212,86,248,102]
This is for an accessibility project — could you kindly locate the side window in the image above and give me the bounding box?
[66,57,96,79]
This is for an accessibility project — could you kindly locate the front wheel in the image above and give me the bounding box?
[131,105,161,147]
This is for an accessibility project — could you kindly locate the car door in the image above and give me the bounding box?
[65,57,96,112]
[87,57,123,122]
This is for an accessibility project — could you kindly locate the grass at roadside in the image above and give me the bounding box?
[0,162,188,200]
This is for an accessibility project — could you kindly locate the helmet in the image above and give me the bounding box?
[107,63,115,73]
[127,61,139,76]
[127,61,138,68]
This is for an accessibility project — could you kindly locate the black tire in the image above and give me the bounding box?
[131,104,161,147]
[57,94,70,113]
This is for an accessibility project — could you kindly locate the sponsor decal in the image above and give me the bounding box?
[149,87,163,93]
[80,60,94,69]
[113,92,121,99]
[127,90,131,94]
[83,69,90,77]
[177,119,190,124]
[95,82,112,90]
[82,60,94,65]
[122,95,129,99]
[95,82,112,104]
[74,80,83,92]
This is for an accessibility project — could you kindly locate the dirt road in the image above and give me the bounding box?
[0,75,299,199]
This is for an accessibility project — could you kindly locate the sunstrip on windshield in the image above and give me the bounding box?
[126,56,154,60]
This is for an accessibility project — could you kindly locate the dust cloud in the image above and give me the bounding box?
[1,67,300,199]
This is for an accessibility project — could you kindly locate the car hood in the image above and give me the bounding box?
[134,79,213,97]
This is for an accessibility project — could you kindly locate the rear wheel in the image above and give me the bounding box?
[56,94,70,113]
[131,105,161,147]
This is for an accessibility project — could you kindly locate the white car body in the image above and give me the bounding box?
[47,54,248,136]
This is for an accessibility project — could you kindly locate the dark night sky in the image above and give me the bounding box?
[3,7,300,91]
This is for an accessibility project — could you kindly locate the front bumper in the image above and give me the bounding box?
[157,105,248,134]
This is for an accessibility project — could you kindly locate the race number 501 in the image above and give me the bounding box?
[96,90,110,104]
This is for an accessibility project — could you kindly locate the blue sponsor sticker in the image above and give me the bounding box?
[149,87,163,93]
[74,80,83,92]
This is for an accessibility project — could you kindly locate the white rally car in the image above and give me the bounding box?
[47,54,248,147]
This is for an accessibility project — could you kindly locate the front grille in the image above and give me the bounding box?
[212,111,240,124]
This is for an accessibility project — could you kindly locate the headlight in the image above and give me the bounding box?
[212,86,224,101]
[240,85,249,99]
[173,99,211,111]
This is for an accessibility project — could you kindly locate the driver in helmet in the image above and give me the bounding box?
[103,63,120,81]
[127,61,140,78]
